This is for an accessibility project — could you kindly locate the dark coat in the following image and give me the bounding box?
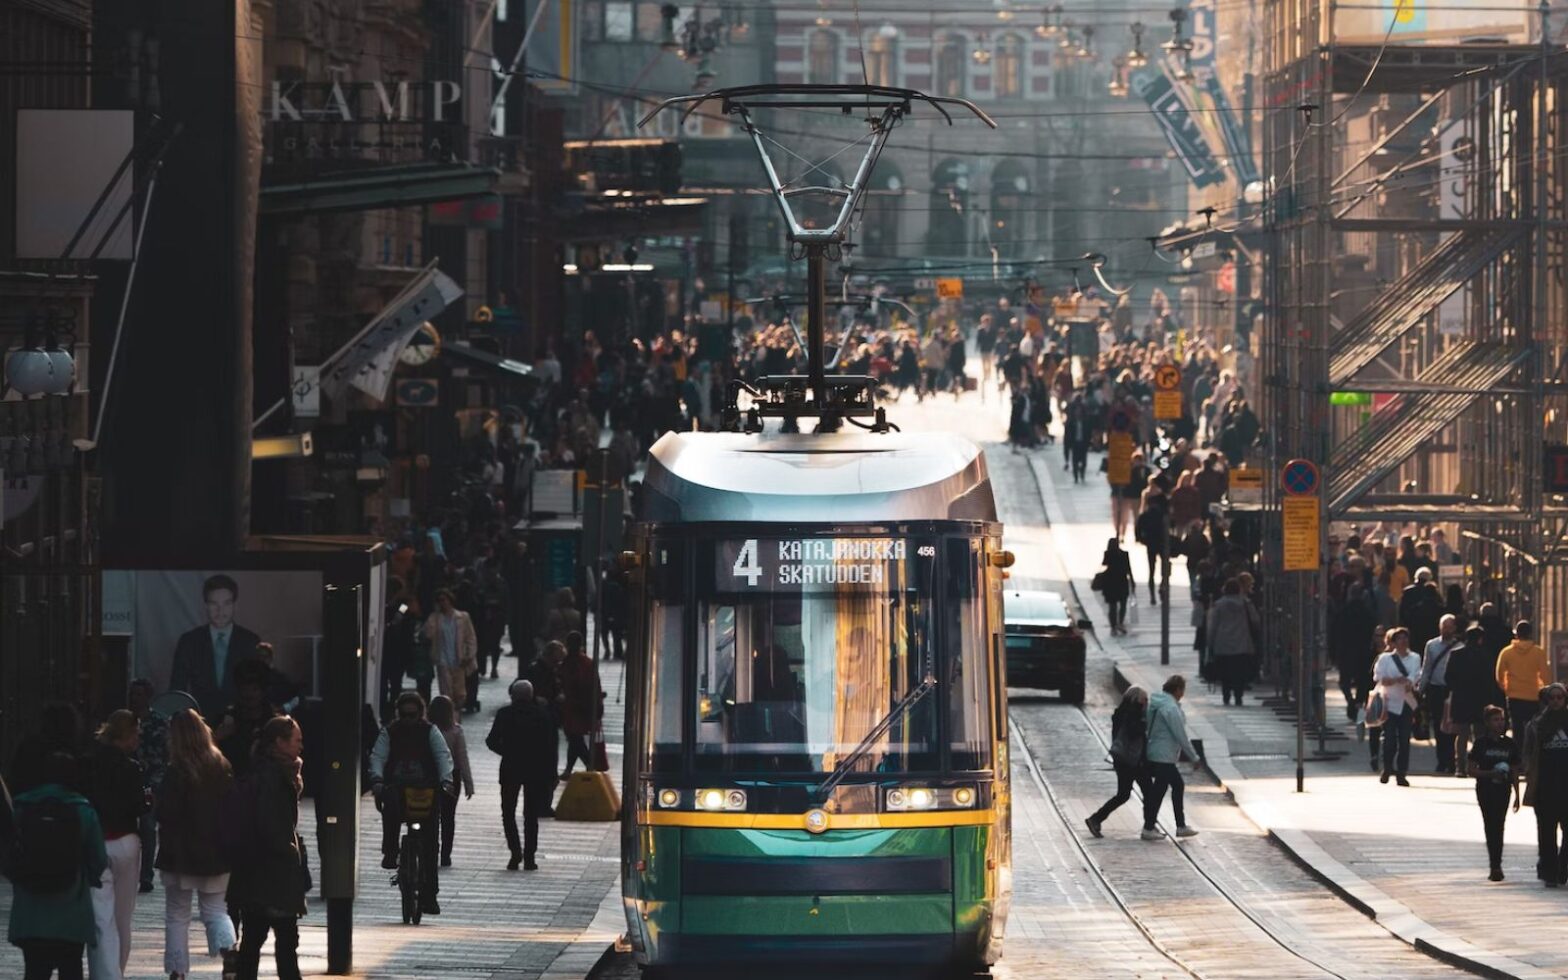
[1446,643,1506,725]
[226,754,305,917]
[1099,548,1135,602]
[169,623,261,720]
[486,701,559,786]
[84,741,148,838]
[559,654,603,738]
[1398,584,1444,653]
[155,764,234,877]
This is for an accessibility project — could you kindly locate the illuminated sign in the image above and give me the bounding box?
[715,538,923,591]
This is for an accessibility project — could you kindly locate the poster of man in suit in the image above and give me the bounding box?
[168,574,263,719]
[101,569,323,720]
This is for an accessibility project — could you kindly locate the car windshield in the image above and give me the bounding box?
[642,534,993,775]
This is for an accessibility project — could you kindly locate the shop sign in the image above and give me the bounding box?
[264,80,465,168]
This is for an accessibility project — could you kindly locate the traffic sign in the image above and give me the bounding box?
[1154,390,1182,420]
[936,278,964,299]
[1109,407,1134,433]
[1228,466,1263,505]
[1154,364,1182,391]
[1281,458,1320,496]
[1282,496,1320,571]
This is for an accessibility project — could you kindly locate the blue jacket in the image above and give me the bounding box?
[1144,691,1200,765]
[6,783,107,947]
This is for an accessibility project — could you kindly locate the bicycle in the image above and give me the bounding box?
[393,786,437,925]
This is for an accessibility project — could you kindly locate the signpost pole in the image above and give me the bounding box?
[1279,458,1321,792]
[1160,509,1171,666]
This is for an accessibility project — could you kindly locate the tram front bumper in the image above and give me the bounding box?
[630,825,999,967]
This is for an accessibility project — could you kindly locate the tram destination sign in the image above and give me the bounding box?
[715,538,922,592]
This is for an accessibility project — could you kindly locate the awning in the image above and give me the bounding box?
[444,341,532,379]
[260,163,501,216]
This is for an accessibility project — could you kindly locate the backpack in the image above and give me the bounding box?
[217,775,260,864]
[6,797,83,896]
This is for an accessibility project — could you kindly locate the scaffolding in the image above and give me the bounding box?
[1260,0,1568,713]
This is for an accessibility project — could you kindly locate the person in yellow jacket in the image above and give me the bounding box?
[1497,620,1551,736]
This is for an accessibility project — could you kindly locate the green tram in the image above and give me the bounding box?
[620,428,1013,975]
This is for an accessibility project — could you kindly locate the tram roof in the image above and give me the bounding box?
[639,430,996,524]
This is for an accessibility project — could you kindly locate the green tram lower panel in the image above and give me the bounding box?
[631,824,1002,964]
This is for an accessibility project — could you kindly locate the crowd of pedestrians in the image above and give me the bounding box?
[3,701,308,980]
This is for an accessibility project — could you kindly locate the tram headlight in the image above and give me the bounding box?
[695,788,747,811]
[657,788,681,808]
[885,785,977,810]
[886,786,937,811]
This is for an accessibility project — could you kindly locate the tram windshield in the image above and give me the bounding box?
[644,535,993,775]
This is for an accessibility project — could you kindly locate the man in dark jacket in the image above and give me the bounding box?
[168,574,261,720]
[1399,566,1445,655]
[486,679,559,871]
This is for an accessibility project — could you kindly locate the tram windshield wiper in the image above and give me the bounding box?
[815,674,937,802]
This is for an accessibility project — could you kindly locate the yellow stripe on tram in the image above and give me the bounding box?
[638,809,998,830]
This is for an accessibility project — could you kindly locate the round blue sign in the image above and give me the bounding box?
[1281,458,1319,496]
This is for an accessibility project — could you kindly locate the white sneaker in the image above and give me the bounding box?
[1175,825,1199,838]
[1140,828,1163,841]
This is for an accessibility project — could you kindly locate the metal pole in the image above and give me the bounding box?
[806,244,828,414]
[1160,511,1171,665]
[327,899,352,974]
[1297,573,1306,792]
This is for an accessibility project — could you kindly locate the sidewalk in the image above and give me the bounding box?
[1026,450,1568,980]
[0,652,627,979]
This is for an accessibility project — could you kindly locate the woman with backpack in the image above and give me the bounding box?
[1084,686,1151,838]
[6,751,106,980]
[155,709,237,980]
[428,696,475,867]
[84,710,148,980]
[227,716,307,980]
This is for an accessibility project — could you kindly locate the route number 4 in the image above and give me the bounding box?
[733,539,762,586]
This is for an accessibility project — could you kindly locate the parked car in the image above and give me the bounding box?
[1004,589,1090,703]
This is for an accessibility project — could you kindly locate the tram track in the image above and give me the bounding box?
[1009,706,1355,980]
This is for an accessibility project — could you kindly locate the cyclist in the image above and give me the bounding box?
[369,692,454,916]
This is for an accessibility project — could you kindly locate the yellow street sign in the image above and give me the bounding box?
[1230,467,1263,490]
[936,278,964,299]
[1107,432,1134,486]
[1282,496,1321,571]
[1154,390,1182,420]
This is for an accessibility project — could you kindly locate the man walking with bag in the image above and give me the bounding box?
[1419,614,1462,775]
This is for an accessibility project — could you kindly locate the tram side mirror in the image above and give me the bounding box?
[988,551,1016,568]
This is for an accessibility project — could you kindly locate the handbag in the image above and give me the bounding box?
[1190,603,1206,629]
[1364,690,1389,729]
[1091,569,1109,592]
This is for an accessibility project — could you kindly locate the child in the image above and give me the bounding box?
[1467,704,1521,881]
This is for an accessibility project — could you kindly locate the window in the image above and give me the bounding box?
[604,1,633,41]
[646,601,685,771]
[865,29,898,87]
[944,538,992,770]
[936,34,966,98]
[808,30,839,85]
[862,168,903,255]
[995,33,1025,98]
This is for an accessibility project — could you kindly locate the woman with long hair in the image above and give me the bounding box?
[428,696,475,867]
[227,716,306,980]
[1085,686,1151,838]
[156,709,237,980]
